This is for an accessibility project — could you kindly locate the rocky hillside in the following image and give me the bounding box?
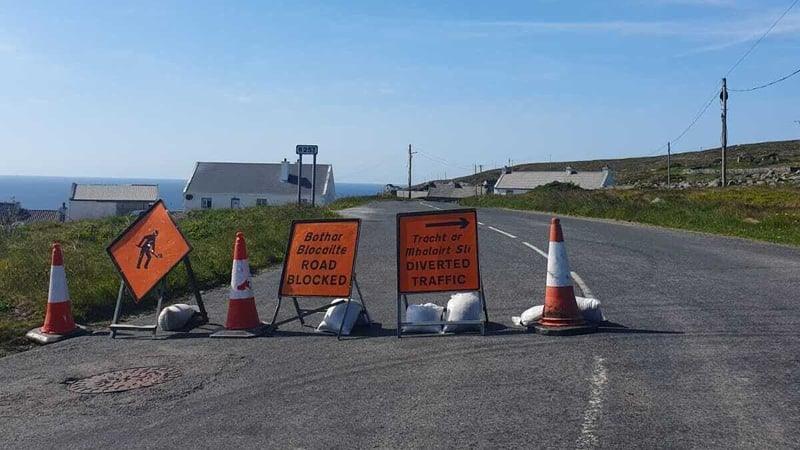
[453,139,800,188]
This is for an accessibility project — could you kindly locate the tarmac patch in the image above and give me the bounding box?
[64,367,182,394]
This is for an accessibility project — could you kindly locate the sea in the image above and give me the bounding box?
[0,176,385,211]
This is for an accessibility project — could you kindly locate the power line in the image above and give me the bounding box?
[729,66,800,92]
[647,0,798,157]
[725,0,799,77]
[416,150,472,171]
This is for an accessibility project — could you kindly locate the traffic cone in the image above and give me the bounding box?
[211,232,269,338]
[534,218,597,336]
[26,243,89,344]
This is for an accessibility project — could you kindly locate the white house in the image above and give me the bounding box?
[68,184,159,220]
[493,167,614,195]
[183,160,336,210]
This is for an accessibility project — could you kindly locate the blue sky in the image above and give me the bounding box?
[1,0,798,183]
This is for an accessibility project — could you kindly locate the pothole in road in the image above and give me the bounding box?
[64,367,182,394]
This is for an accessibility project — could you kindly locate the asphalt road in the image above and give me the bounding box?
[2,200,799,448]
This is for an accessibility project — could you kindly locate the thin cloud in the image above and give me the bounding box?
[449,9,800,53]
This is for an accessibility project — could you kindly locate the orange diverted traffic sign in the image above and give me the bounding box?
[279,219,361,298]
[397,209,481,294]
[107,200,191,302]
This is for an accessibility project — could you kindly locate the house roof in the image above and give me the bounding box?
[184,162,333,197]
[24,209,61,224]
[70,184,159,202]
[494,170,612,190]
[427,182,479,199]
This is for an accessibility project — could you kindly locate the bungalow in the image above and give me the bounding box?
[68,184,159,220]
[493,166,614,195]
[183,160,335,210]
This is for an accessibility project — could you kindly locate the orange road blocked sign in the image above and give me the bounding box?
[107,200,191,302]
[397,209,481,294]
[279,219,361,298]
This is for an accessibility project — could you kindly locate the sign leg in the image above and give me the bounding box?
[153,279,165,337]
[396,294,402,338]
[270,297,283,329]
[353,274,371,324]
[110,280,125,339]
[337,298,353,340]
[183,257,208,322]
[292,297,305,326]
[480,282,489,323]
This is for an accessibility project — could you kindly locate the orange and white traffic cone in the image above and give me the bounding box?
[534,218,597,336]
[211,232,269,338]
[26,243,89,344]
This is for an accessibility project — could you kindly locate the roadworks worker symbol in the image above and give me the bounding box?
[107,201,191,302]
[397,209,481,293]
[279,219,361,298]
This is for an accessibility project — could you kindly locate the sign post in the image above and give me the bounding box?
[396,208,488,337]
[106,200,207,337]
[274,218,369,339]
[296,145,318,206]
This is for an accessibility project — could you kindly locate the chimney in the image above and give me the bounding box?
[280,158,289,182]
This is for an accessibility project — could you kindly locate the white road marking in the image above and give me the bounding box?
[522,241,548,259]
[419,202,442,210]
[522,243,595,298]
[576,356,608,449]
[571,271,595,299]
[487,226,517,239]
[477,221,485,225]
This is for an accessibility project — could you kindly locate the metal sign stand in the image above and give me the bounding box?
[270,273,371,340]
[395,208,488,338]
[109,256,208,338]
[296,144,318,206]
[396,277,488,338]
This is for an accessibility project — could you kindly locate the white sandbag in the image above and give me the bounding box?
[512,305,544,327]
[158,304,199,331]
[317,299,363,335]
[402,303,444,334]
[575,297,605,322]
[442,292,482,333]
[512,297,605,327]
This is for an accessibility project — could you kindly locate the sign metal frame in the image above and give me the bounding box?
[395,208,489,338]
[105,200,208,337]
[272,218,370,339]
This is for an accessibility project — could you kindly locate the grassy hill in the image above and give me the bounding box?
[453,139,800,186]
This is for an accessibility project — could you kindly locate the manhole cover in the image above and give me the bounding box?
[66,367,182,394]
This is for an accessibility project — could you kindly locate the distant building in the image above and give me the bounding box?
[68,183,159,220]
[427,181,485,201]
[183,160,335,210]
[493,167,614,195]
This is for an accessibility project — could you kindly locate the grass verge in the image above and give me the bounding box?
[327,194,394,210]
[460,183,800,246]
[0,205,336,356]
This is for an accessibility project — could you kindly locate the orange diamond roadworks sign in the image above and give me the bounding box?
[397,209,481,294]
[279,219,361,298]
[107,200,191,302]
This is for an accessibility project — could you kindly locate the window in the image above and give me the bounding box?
[231,197,240,209]
[256,198,268,206]
[201,197,212,209]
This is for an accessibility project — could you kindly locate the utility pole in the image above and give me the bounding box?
[407,144,416,200]
[478,164,483,194]
[721,77,728,187]
[667,141,671,189]
[474,164,477,195]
